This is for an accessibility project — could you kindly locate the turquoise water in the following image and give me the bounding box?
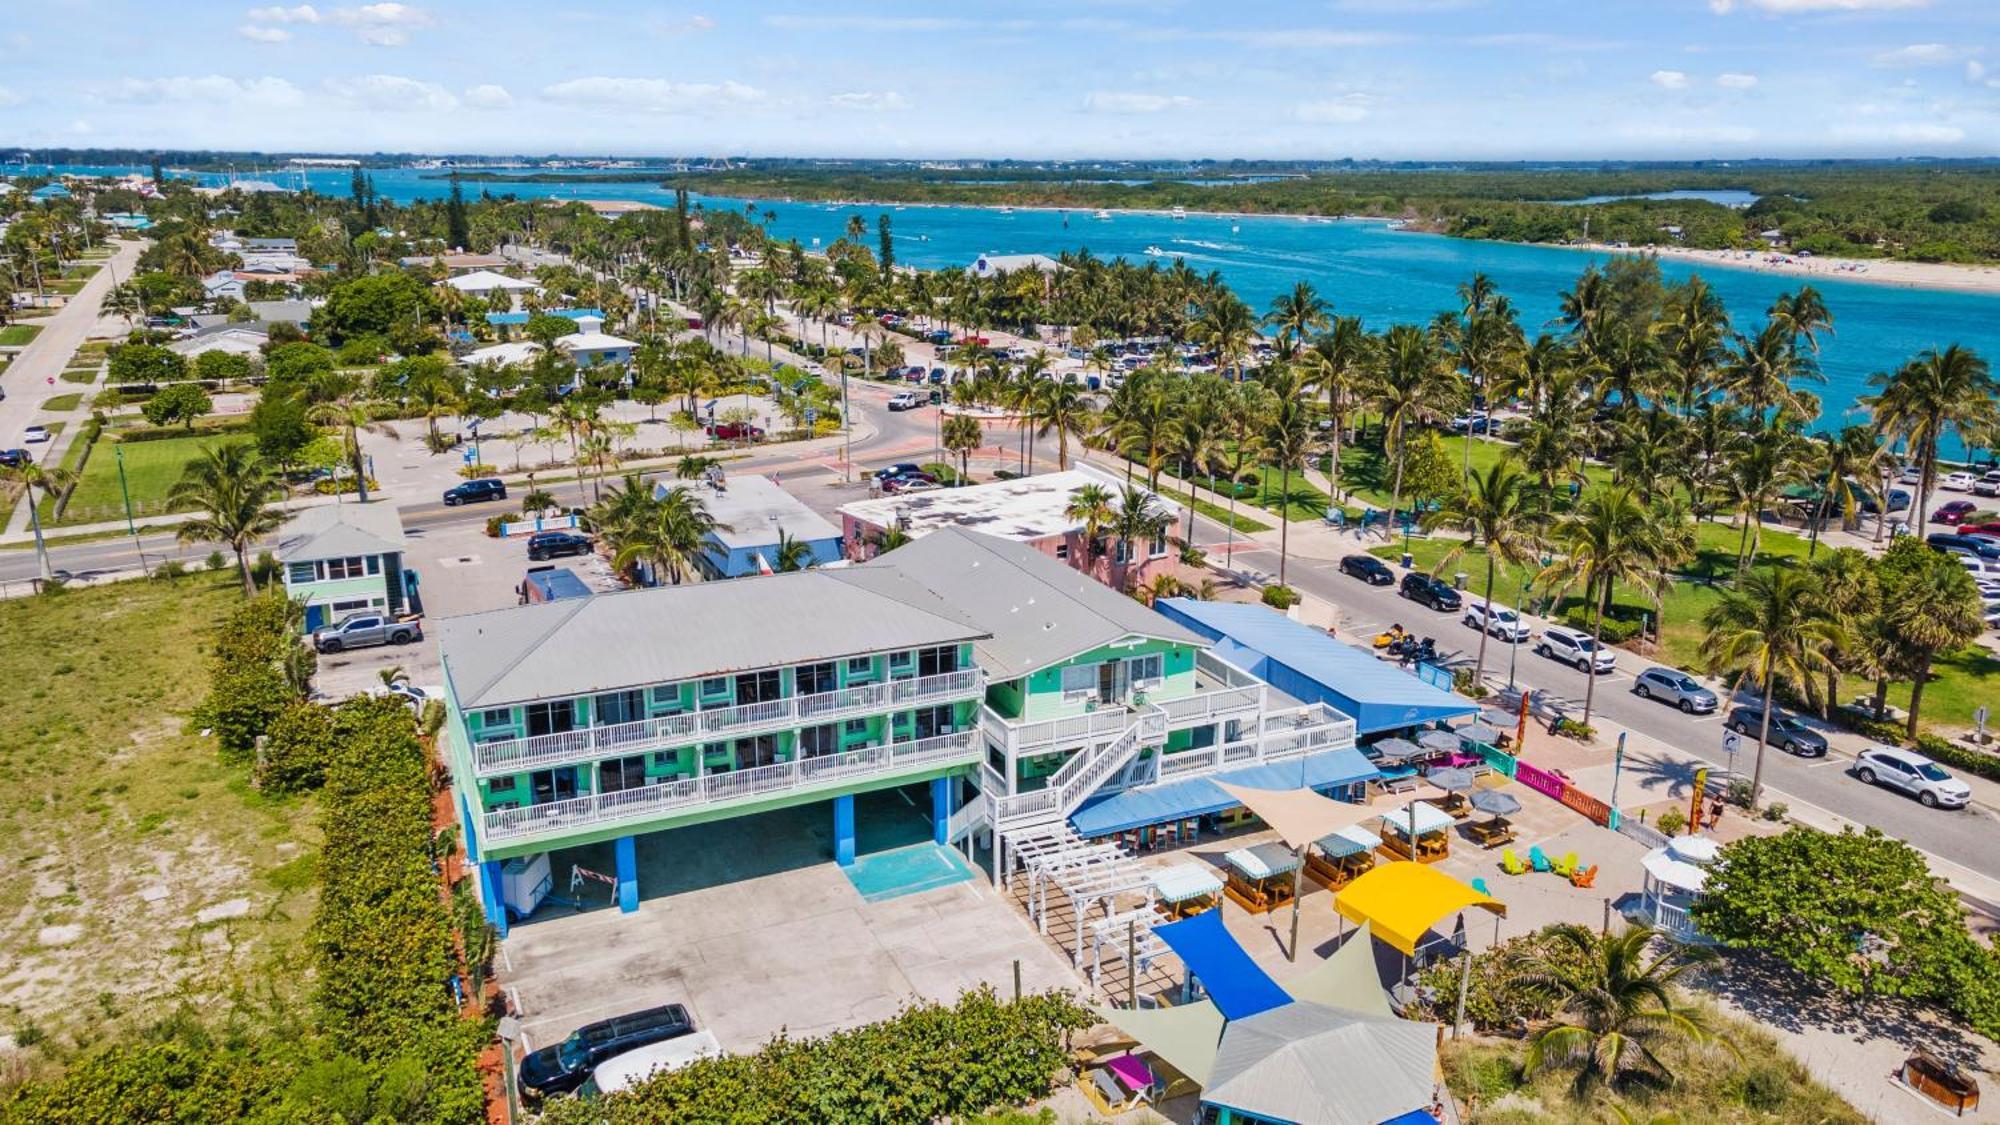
[29,163,1998,448]
[842,843,975,903]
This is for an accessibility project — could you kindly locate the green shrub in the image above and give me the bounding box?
[257,702,337,794]
[1915,734,2000,782]
[1656,806,1687,835]
[483,514,507,538]
[1558,606,1644,644]
[193,593,301,762]
[1261,584,1300,609]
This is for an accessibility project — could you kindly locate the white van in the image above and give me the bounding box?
[579,1030,724,1097]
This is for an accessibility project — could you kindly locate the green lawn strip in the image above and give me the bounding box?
[39,393,84,413]
[1333,435,1613,510]
[0,324,44,346]
[0,576,317,1040]
[1187,494,1272,533]
[55,433,248,526]
[60,370,99,385]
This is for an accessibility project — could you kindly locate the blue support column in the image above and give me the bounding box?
[458,793,480,865]
[479,860,509,939]
[614,836,640,913]
[931,776,954,846]
[833,794,857,867]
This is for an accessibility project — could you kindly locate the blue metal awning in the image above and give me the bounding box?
[1155,599,1478,735]
[1069,748,1379,838]
[1152,908,1292,1021]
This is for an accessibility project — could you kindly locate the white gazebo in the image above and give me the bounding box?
[1637,834,1719,941]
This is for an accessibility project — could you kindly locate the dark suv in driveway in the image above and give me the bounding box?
[1400,571,1462,611]
[443,478,507,506]
[527,531,593,561]
[519,1003,695,1098]
[1725,705,1828,757]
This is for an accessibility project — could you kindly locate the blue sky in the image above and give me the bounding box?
[3,0,1998,159]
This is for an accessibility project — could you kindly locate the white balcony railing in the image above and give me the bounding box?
[481,730,982,843]
[983,705,1138,756]
[1153,684,1264,727]
[991,707,1167,828]
[470,669,983,777]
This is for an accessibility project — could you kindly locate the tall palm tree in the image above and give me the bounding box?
[1262,281,1331,358]
[1374,323,1465,534]
[1700,568,1844,803]
[1197,293,1258,381]
[1543,486,1675,730]
[2,460,75,582]
[1805,547,1880,712]
[942,413,983,485]
[773,529,817,572]
[1719,320,1823,428]
[305,389,397,504]
[612,485,727,586]
[1031,376,1094,471]
[1110,485,1172,592]
[1262,384,1316,588]
[1807,425,1890,556]
[1884,554,1984,738]
[1727,426,1806,574]
[1064,483,1116,573]
[1173,375,1229,544]
[1218,379,1272,565]
[1864,345,1999,529]
[167,443,287,596]
[1425,457,1541,689]
[1513,924,1724,1094]
[1301,317,1373,504]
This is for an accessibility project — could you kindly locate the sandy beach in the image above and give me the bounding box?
[1556,240,2000,297]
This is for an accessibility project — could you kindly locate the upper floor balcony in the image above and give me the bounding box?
[467,669,984,779]
[978,651,1269,759]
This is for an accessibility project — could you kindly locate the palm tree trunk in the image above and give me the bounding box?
[1474,556,1495,688]
[1872,677,1891,722]
[1751,675,1776,806]
[1388,443,1407,545]
[348,425,369,503]
[1581,579,1604,730]
[1906,653,1932,740]
[1278,466,1292,587]
[235,544,255,596]
[1328,406,1344,503]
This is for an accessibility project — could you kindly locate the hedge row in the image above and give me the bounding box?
[537,987,1092,1125]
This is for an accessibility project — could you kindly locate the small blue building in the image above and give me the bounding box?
[655,473,844,578]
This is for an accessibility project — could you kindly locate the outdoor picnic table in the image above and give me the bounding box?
[1464,817,1517,849]
[1150,862,1224,918]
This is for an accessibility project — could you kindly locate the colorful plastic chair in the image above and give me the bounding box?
[1529,845,1551,873]
[1471,877,1491,897]
[1501,849,1527,875]
[1570,864,1598,889]
[1553,851,1578,878]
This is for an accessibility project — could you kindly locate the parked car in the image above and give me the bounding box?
[887,391,924,411]
[581,1031,725,1097]
[1463,601,1531,642]
[707,421,765,441]
[881,474,940,494]
[22,425,49,444]
[0,449,29,468]
[1961,521,2000,536]
[442,478,507,506]
[1632,667,1718,713]
[1339,554,1396,585]
[1977,472,2000,498]
[1934,500,1979,524]
[518,1003,696,1098]
[527,531,593,561]
[1724,705,1828,757]
[873,462,924,483]
[1399,571,1462,611]
[1899,465,1923,485]
[1535,625,1615,675]
[1852,746,1971,808]
[1928,532,2000,559]
[1859,488,1910,516]
[311,613,422,653]
[1940,471,1979,492]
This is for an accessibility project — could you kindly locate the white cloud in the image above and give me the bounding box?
[828,90,911,111]
[1833,121,1965,143]
[462,83,513,109]
[1650,69,1689,89]
[98,75,304,107]
[237,25,291,42]
[246,4,319,22]
[1873,43,1977,68]
[1717,72,1759,88]
[764,15,1007,31]
[1708,0,1734,11]
[322,74,456,111]
[329,3,433,46]
[1295,94,1372,123]
[539,77,766,113]
[1082,91,1197,114]
[658,14,715,34]
[1967,60,2000,89]
[0,86,22,108]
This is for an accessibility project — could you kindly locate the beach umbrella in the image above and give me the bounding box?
[1458,723,1502,746]
[1372,738,1422,763]
[1479,707,1515,727]
[1418,730,1462,753]
[1425,767,1476,792]
[1469,789,1521,817]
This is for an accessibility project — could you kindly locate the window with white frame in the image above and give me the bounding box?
[287,562,317,584]
[1060,664,1096,700]
[1128,653,1164,689]
[325,556,367,580]
[1149,535,1169,559]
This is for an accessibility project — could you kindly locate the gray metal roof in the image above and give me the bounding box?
[671,475,841,551]
[436,569,989,709]
[1204,1002,1439,1125]
[276,502,406,562]
[856,526,1202,679]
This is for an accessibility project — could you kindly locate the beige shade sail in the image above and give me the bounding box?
[1282,921,1396,1020]
[1216,780,1447,851]
[1091,999,1226,1087]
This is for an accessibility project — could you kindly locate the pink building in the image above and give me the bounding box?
[839,465,1179,591]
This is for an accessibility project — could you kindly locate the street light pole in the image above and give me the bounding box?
[116,444,145,570]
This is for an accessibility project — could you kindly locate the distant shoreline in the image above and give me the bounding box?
[1546,240,2000,297]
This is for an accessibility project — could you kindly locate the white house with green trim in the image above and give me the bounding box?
[276,502,416,633]
[438,526,1358,935]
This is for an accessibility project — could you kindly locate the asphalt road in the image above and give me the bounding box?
[1203,528,2000,886]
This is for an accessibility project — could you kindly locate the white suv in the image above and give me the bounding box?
[1853,747,1972,809]
[1464,602,1531,642]
[1535,625,1616,675]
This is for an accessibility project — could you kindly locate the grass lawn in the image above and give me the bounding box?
[1333,435,1615,511]
[1188,494,1272,533]
[59,369,98,385]
[0,324,44,346]
[0,576,318,1041]
[56,433,247,526]
[39,393,84,413]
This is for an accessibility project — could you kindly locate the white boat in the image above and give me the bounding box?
[998,205,1013,215]
[1231,224,1240,233]
[1144,245,1167,257]
[1094,209,1111,220]
[1170,206,1187,220]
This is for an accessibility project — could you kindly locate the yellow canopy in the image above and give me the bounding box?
[1215,781,1449,852]
[1332,861,1506,957]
